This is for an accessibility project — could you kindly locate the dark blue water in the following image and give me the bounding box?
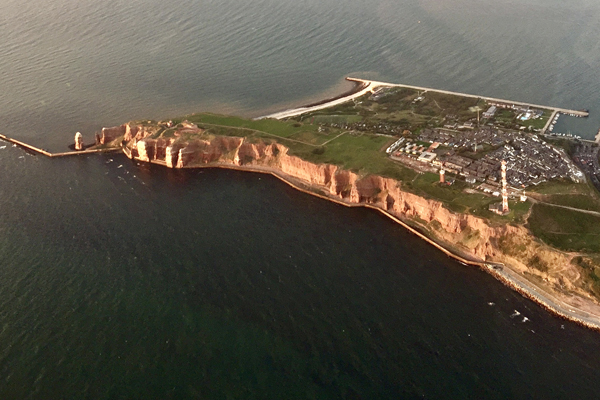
[1,150,600,399]
[3,0,600,398]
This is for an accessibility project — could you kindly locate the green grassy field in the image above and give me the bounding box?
[522,109,552,130]
[285,133,418,182]
[307,115,363,125]
[527,180,596,196]
[528,203,600,252]
[545,194,600,212]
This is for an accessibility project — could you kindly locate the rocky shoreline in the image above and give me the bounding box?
[113,128,600,331]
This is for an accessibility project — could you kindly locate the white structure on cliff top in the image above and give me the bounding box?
[501,160,509,213]
[489,160,510,215]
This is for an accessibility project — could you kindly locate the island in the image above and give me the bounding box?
[5,77,600,330]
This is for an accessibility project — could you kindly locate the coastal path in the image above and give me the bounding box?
[527,197,600,218]
[484,262,600,329]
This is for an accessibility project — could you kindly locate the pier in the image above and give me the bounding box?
[0,133,121,157]
[346,78,590,119]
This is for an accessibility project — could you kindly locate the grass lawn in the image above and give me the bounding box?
[521,111,551,130]
[528,180,595,196]
[286,133,417,181]
[545,194,600,212]
[527,203,600,252]
[181,113,321,139]
[308,115,363,124]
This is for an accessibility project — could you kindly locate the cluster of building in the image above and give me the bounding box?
[483,134,583,186]
[319,121,406,135]
[420,126,506,149]
[388,126,583,191]
[487,101,543,117]
[572,141,600,191]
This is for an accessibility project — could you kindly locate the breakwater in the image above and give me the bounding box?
[0,133,121,157]
[346,78,590,119]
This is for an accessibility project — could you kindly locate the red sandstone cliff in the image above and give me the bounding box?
[124,135,513,256]
[116,130,586,298]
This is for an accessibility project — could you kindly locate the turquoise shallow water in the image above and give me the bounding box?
[2,0,600,398]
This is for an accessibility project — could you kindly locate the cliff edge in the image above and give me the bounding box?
[109,121,600,328]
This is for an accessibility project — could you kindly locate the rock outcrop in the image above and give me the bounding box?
[74,132,84,150]
[97,125,126,145]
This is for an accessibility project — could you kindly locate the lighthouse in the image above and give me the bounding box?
[439,169,445,184]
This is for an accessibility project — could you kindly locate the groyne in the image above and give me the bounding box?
[0,133,121,157]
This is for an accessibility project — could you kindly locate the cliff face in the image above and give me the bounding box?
[124,134,517,258]
[118,130,583,296]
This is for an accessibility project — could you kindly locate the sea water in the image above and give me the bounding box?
[2,0,600,398]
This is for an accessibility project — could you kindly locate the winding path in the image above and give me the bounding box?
[528,197,600,217]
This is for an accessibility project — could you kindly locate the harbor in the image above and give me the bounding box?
[346,77,590,121]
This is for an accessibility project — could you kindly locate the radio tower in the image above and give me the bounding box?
[501,160,509,213]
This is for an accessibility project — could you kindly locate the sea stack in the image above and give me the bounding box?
[74,132,84,150]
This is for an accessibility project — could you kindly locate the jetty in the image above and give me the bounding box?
[259,77,589,125]
[0,133,120,157]
[347,78,590,118]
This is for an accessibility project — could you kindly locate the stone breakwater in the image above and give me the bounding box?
[114,123,600,330]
